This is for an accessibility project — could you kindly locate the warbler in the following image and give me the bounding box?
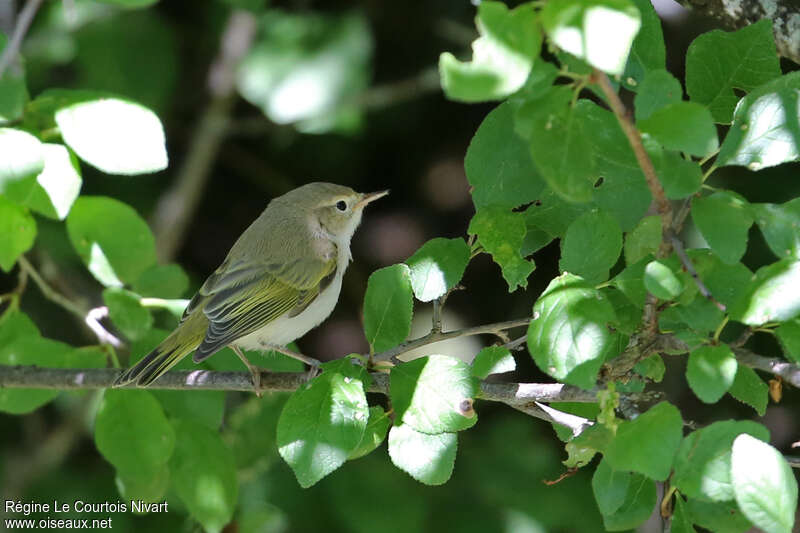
[114,182,388,388]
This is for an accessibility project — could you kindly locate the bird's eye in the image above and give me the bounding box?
[336,200,348,212]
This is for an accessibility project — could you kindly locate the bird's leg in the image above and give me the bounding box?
[270,345,322,381]
[232,345,263,397]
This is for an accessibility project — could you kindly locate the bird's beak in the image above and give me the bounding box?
[356,189,390,209]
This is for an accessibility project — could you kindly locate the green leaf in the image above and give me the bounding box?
[225,395,284,470]
[468,206,535,291]
[644,259,683,299]
[0,128,43,203]
[592,458,631,515]
[0,336,72,413]
[604,402,682,480]
[717,72,800,170]
[154,389,225,431]
[657,150,703,199]
[635,354,665,382]
[624,215,661,265]
[0,310,40,346]
[94,390,175,480]
[601,473,657,531]
[114,466,169,504]
[465,101,546,208]
[277,369,369,487]
[94,0,159,7]
[528,273,617,389]
[523,188,592,237]
[388,423,457,486]
[672,497,697,533]
[775,318,800,363]
[391,355,478,434]
[0,196,36,272]
[516,87,596,202]
[613,256,649,308]
[471,346,515,379]
[660,296,724,335]
[541,0,641,76]
[236,12,371,133]
[622,0,665,88]
[689,249,753,308]
[363,264,413,352]
[728,365,769,415]
[639,102,718,156]
[170,420,238,533]
[0,34,28,123]
[692,191,753,265]
[686,499,753,533]
[66,196,157,286]
[405,238,469,302]
[54,95,168,174]
[751,200,800,260]
[132,263,190,299]
[673,420,769,502]
[103,287,153,341]
[731,434,798,533]
[560,209,622,284]
[686,345,738,404]
[634,70,683,121]
[685,20,780,123]
[348,406,391,460]
[439,2,541,102]
[731,259,800,325]
[25,143,82,220]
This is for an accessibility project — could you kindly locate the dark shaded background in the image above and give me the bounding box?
[1,0,798,531]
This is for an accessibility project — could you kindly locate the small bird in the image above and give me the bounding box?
[114,182,388,389]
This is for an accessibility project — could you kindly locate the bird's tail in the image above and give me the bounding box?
[114,312,207,387]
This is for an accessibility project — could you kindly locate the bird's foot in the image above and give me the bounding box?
[232,345,263,397]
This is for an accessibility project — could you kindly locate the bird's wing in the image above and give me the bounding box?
[189,254,337,362]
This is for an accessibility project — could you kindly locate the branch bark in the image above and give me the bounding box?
[0,0,43,78]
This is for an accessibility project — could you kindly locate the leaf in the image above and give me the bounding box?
[103,287,153,341]
[673,420,769,502]
[516,87,596,202]
[601,473,657,531]
[644,259,683,299]
[528,273,617,389]
[115,466,169,504]
[388,423,457,486]
[390,355,478,434]
[728,365,769,415]
[622,0,665,88]
[592,458,631,515]
[0,310,40,346]
[639,102,718,156]
[717,72,800,170]
[54,95,168,174]
[0,127,43,203]
[465,101,546,208]
[692,191,753,265]
[731,434,798,533]
[154,389,225,431]
[25,143,82,220]
[634,70,683,121]
[657,150,703,199]
[0,34,28,123]
[94,390,175,480]
[604,402,683,480]
[560,209,623,284]
[277,368,369,487]
[672,497,697,533]
[404,238,470,302]
[170,420,238,533]
[689,249,753,308]
[363,264,413,352]
[775,318,800,363]
[439,2,541,102]
[94,0,159,7]
[685,499,753,533]
[685,20,780,123]
[541,0,641,76]
[66,196,157,286]
[751,200,800,260]
[635,354,665,382]
[0,196,36,272]
[613,256,649,307]
[0,336,72,413]
[348,406,391,460]
[132,263,190,298]
[468,206,535,291]
[471,346,515,379]
[686,345,738,404]
[523,188,592,237]
[624,215,661,265]
[730,259,800,325]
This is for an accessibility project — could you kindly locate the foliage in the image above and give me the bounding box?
[1,0,799,532]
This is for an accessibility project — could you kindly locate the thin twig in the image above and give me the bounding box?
[372,317,533,362]
[0,0,43,78]
[669,230,726,311]
[18,256,85,319]
[509,401,594,437]
[733,347,800,388]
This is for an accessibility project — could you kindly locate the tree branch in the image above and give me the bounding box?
[733,347,800,388]
[0,0,43,78]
